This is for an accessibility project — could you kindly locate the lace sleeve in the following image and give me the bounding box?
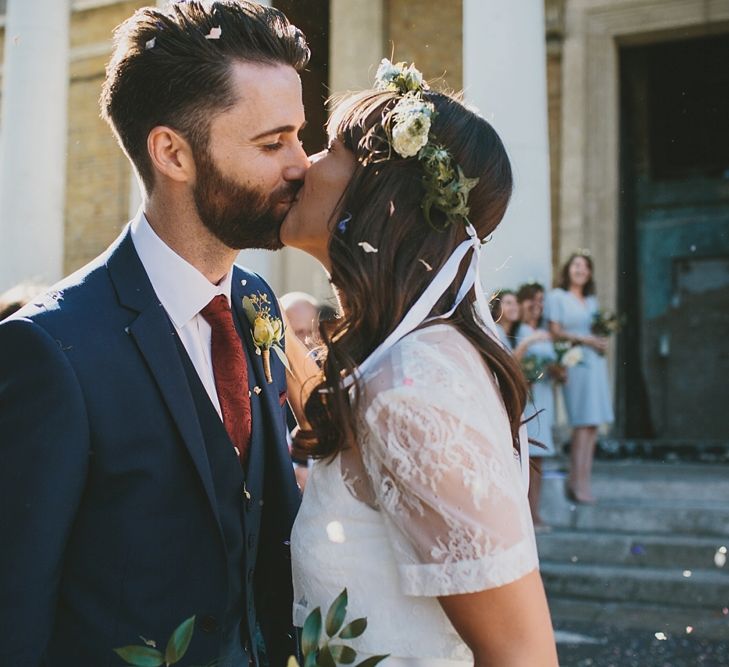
[359,330,538,597]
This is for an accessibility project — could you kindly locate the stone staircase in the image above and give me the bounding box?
[537,460,729,640]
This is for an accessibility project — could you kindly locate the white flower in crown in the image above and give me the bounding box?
[375,58,402,90]
[390,94,435,158]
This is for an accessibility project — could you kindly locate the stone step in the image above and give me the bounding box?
[547,597,729,641]
[537,530,728,571]
[540,495,729,536]
[540,562,729,609]
[589,462,729,502]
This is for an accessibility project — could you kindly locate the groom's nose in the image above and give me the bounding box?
[283,141,311,182]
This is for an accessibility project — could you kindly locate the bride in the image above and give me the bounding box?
[281,61,558,667]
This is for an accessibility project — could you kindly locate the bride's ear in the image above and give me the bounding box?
[146,125,195,184]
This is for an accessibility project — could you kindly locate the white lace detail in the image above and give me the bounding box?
[291,325,538,661]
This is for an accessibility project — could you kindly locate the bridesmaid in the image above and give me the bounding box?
[489,289,520,349]
[515,282,556,529]
[545,252,614,504]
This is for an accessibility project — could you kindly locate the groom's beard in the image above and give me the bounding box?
[193,149,300,251]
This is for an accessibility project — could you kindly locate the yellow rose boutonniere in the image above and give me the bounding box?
[242,292,289,383]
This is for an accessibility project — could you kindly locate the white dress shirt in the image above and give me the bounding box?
[130,210,233,419]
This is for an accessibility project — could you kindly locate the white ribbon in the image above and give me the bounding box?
[341,224,530,487]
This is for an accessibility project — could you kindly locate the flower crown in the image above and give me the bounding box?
[362,59,479,230]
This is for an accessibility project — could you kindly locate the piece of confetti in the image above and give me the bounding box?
[715,546,727,568]
[358,241,378,253]
[145,37,156,50]
[683,570,692,578]
[337,212,351,233]
[205,26,222,40]
[139,636,156,648]
[388,201,395,216]
[253,386,262,395]
[654,632,667,641]
[686,626,693,634]
[418,258,433,271]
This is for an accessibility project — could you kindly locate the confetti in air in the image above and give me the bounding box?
[389,201,395,216]
[145,37,156,50]
[418,259,433,271]
[358,242,379,253]
[682,570,692,578]
[205,26,222,40]
[654,632,667,641]
[715,546,727,568]
[253,386,262,395]
[326,521,346,544]
[685,626,693,634]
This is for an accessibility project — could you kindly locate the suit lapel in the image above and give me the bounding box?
[230,281,268,510]
[107,228,224,539]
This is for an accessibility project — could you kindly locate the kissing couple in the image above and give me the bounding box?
[0,2,558,666]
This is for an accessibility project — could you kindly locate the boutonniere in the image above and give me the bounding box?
[242,291,289,383]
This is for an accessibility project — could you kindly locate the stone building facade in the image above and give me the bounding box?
[1,0,727,441]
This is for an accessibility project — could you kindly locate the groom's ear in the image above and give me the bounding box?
[146,126,195,184]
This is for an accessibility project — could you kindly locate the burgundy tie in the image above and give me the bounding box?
[200,294,252,464]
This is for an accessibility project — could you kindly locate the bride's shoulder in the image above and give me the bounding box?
[360,323,494,399]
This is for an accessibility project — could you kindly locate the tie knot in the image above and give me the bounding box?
[200,294,231,325]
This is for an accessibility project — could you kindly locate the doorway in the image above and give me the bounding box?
[619,34,729,441]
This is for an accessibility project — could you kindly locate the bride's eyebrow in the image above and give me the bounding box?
[250,120,308,141]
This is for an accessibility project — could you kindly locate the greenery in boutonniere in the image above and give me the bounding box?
[242,291,289,383]
[291,588,388,667]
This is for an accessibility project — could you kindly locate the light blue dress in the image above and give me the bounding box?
[544,288,614,427]
[516,323,556,456]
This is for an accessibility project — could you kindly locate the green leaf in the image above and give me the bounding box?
[301,607,323,657]
[329,645,357,664]
[304,650,319,667]
[242,296,257,324]
[338,618,367,640]
[354,656,390,667]
[165,615,195,665]
[113,645,164,666]
[325,588,348,637]
[317,645,337,667]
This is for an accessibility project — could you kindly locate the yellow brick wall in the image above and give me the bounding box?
[64,1,144,275]
[387,0,463,92]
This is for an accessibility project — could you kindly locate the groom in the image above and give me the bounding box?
[0,2,309,666]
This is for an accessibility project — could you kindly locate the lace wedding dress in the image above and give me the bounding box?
[291,325,539,665]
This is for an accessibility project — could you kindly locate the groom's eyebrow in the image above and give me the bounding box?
[250,120,307,141]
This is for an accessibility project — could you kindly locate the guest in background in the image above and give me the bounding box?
[489,289,520,349]
[515,282,557,530]
[280,291,320,349]
[545,251,614,504]
[0,281,48,321]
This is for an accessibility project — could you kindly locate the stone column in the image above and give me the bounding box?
[463,0,552,292]
[0,0,71,291]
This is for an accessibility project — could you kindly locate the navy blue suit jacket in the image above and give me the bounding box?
[0,228,300,666]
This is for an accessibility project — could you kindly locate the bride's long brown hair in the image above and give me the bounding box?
[295,89,527,459]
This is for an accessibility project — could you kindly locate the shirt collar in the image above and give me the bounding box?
[130,209,234,328]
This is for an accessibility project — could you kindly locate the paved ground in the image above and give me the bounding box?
[555,621,729,666]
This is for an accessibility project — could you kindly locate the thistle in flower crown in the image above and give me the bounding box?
[371,58,480,230]
[242,292,289,383]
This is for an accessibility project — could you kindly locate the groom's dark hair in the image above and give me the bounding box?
[100,0,310,193]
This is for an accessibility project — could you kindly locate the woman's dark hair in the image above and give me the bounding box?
[100,0,309,193]
[559,252,595,296]
[295,89,527,460]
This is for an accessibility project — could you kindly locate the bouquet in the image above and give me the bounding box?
[520,355,549,384]
[591,310,624,337]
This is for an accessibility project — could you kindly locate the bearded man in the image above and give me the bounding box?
[0,3,309,665]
